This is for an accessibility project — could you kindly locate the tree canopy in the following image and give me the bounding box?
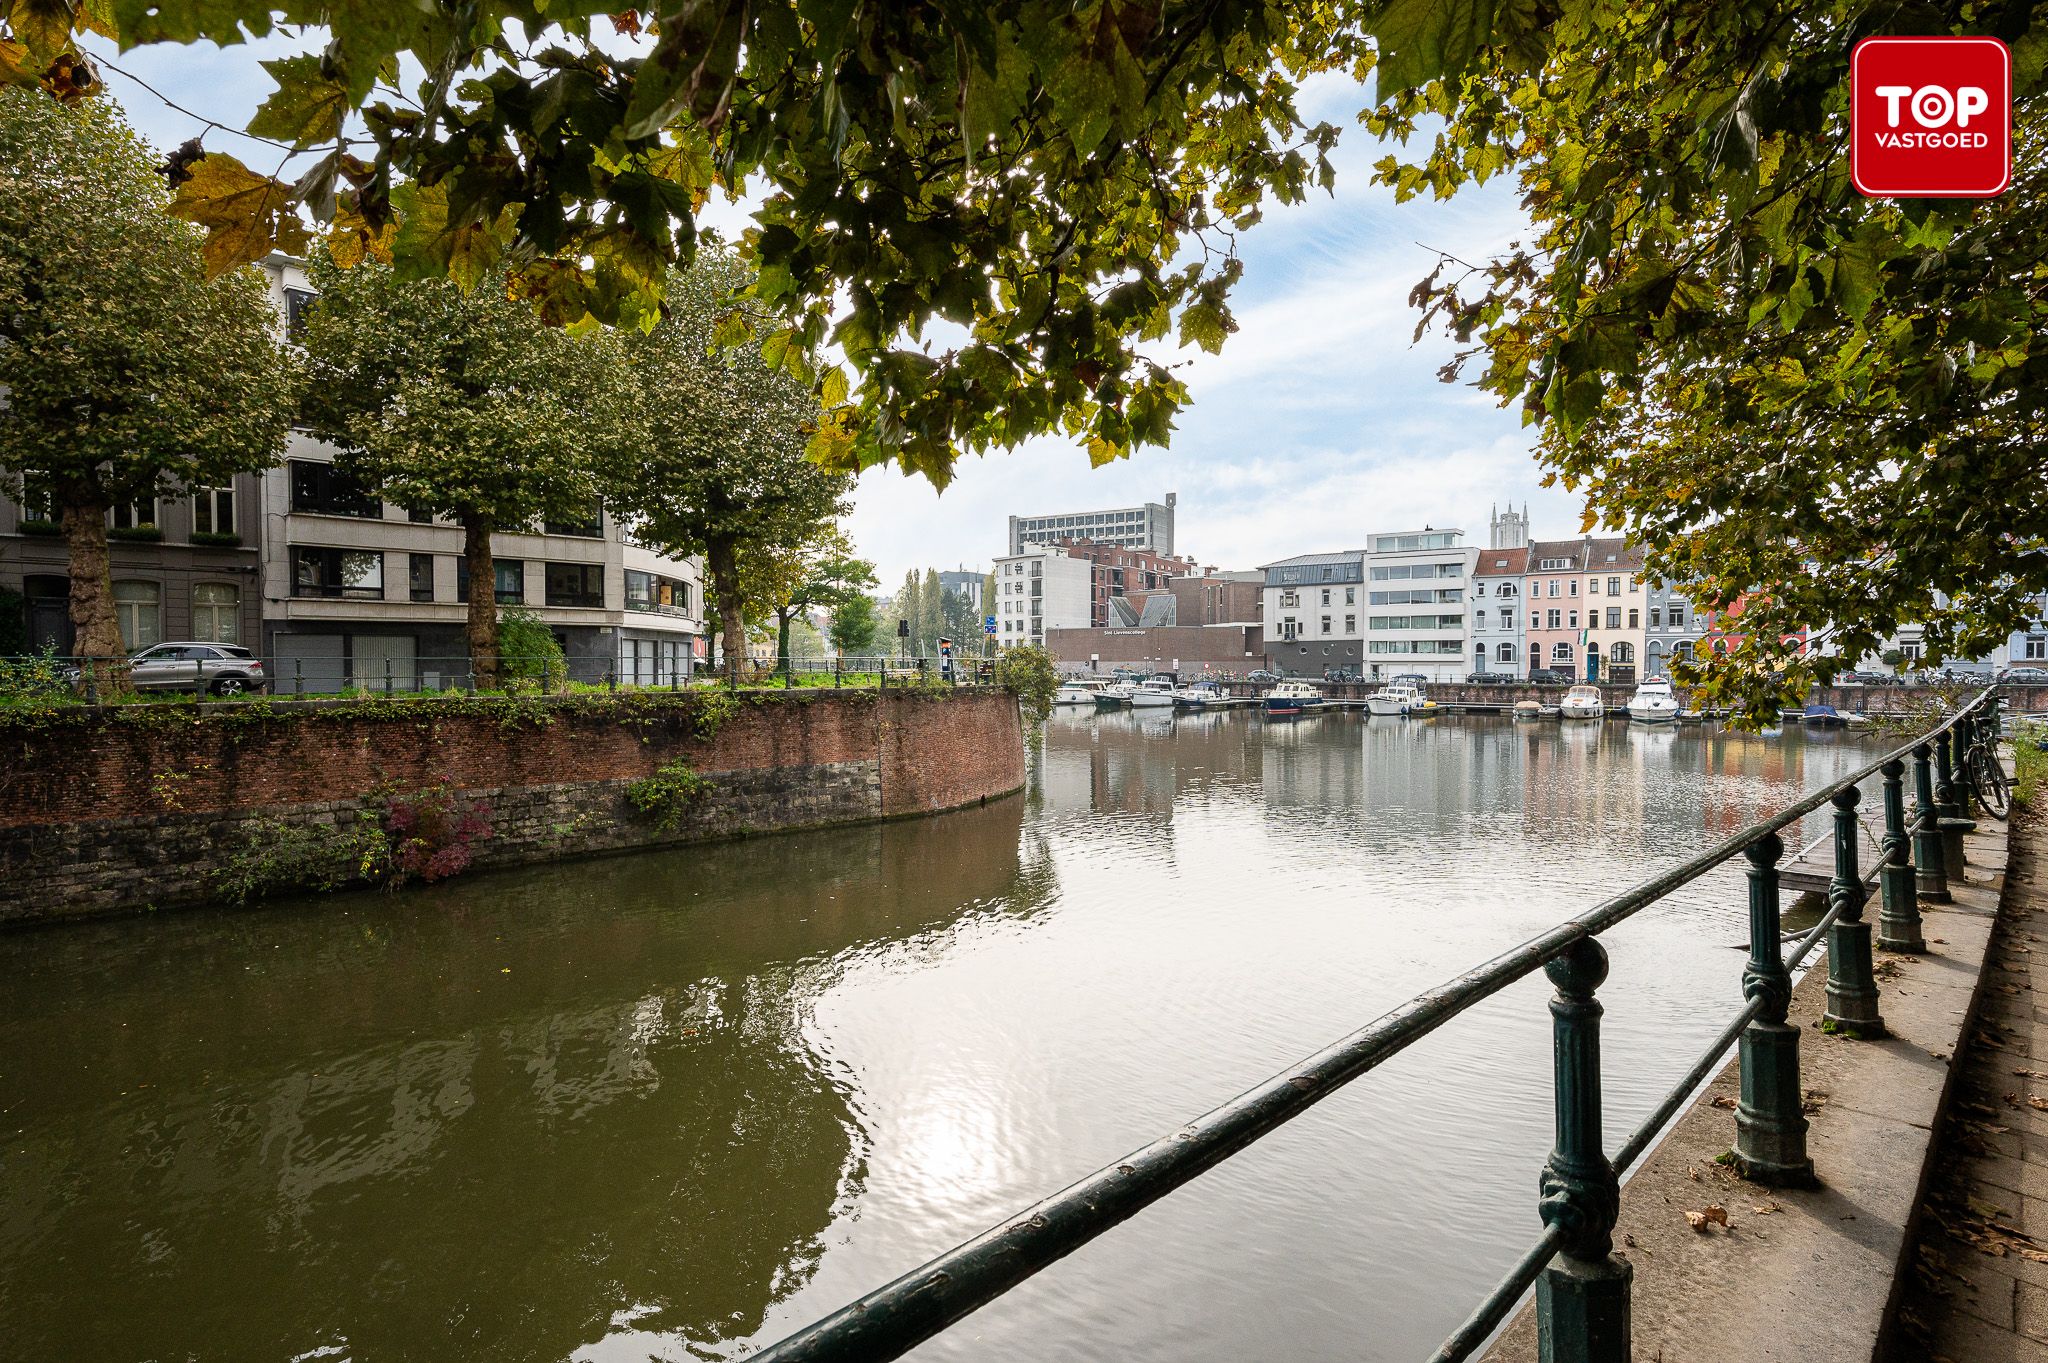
[609,247,850,665]
[297,250,631,686]
[0,85,294,667]
[1371,0,2048,704]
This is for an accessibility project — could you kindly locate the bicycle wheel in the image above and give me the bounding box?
[1972,745,2010,818]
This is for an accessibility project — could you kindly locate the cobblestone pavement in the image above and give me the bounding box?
[1889,805,2048,1362]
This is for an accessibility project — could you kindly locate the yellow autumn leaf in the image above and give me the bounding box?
[167,152,306,275]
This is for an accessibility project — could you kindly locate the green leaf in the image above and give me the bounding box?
[1370,0,1500,94]
[245,53,348,147]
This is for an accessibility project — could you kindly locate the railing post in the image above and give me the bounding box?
[1877,758,1925,953]
[384,658,393,696]
[1912,741,1950,903]
[1935,726,1972,876]
[1536,936,1631,1363]
[293,659,303,700]
[1734,832,1816,1186]
[1822,787,1885,1038]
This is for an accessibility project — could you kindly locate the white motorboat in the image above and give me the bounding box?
[1129,678,1180,708]
[1626,677,1679,724]
[1054,678,1106,706]
[1513,699,1543,720]
[1560,684,1605,720]
[1365,682,1434,716]
[1173,681,1228,709]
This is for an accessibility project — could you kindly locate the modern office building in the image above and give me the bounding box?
[1008,492,1176,556]
[1260,550,1366,676]
[254,256,705,690]
[1362,528,1476,682]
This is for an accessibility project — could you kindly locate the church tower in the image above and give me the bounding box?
[1489,502,1530,550]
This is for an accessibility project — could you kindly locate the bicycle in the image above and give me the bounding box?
[1965,712,2010,819]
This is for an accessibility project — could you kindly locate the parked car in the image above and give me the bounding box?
[1322,667,1359,683]
[123,642,269,695]
[1999,666,2048,684]
[1247,669,1281,685]
[1466,672,1511,684]
[1526,668,1572,685]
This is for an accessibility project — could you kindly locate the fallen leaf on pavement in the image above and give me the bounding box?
[1685,1205,1729,1232]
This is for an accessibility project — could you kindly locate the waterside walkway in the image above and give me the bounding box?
[1886,807,2048,1361]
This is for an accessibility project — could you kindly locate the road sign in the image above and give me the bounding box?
[984,616,997,635]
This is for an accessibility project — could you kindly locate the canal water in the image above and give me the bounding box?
[1,712,1884,1363]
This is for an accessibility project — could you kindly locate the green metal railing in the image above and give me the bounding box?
[751,688,2004,1363]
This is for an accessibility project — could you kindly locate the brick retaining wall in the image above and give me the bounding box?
[0,689,1025,925]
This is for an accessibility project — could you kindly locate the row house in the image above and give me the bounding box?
[1260,551,1366,675]
[1470,545,1529,676]
[1524,537,1648,681]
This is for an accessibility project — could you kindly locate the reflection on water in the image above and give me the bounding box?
[0,714,1876,1362]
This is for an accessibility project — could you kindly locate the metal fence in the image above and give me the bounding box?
[0,652,995,702]
[745,689,2006,1363]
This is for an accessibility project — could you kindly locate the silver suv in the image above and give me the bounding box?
[127,642,268,695]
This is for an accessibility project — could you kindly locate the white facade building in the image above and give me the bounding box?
[1260,551,1366,677]
[1363,529,1476,682]
[1009,493,1176,556]
[992,548,1092,648]
[258,256,704,689]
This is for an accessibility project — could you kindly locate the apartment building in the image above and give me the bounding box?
[1261,551,1365,676]
[1363,529,1475,682]
[1008,493,1177,556]
[992,548,1092,648]
[255,256,704,690]
[4,471,266,655]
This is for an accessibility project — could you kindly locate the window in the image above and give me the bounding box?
[1500,608,1514,630]
[1553,643,1573,663]
[1538,557,1570,570]
[407,506,434,524]
[1628,608,1639,629]
[1474,610,1486,629]
[1607,577,1620,595]
[1673,641,1693,662]
[1320,615,1332,634]
[626,569,654,610]
[2026,637,2047,660]
[113,580,162,650]
[110,498,159,531]
[1611,642,1635,664]
[1650,608,1662,628]
[1279,590,1299,608]
[283,286,316,336]
[456,558,526,604]
[1548,580,1559,597]
[191,582,240,642]
[294,547,385,598]
[1320,589,1330,606]
[1607,608,1621,629]
[1569,580,1579,596]
[409,553,435,602]
[290,460,381,518]
[546,561,604,607]
[544,507,603,538]
[1548,609,1561,629]
[1345,587,1355,605]
[1497,642,1517,663]
[1344,614,1356,633]
[1669,607,1686,629]
[192,486,235,537]
[1568,611,1578,629]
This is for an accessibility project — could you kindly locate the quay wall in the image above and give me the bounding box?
[1228,680,2048,712]
[0,688,1026,926]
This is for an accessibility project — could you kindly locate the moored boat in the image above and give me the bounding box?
[1626,676,1679,724]
[1803,703,1844,727]
[1513,699,1543,721]
[1054,678,1105,706]
[1366,682,1429,716]
[1560,684,1605,720]
[1130,678,1179,708]
[1264,679,1325,716]
[1173,681,1227,709]
[1093,681,1135,708]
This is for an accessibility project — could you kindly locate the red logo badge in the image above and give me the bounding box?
[1852,37,2011,197]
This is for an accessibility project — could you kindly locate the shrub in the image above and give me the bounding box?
[498,605,568,693]
[993,644,1058,722]
[626,757,713,831]
[2015,721,2046,810]
[214,810,391,904]
[386,789,494,883]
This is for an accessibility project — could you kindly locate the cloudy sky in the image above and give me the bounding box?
[83,37,1583,586]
